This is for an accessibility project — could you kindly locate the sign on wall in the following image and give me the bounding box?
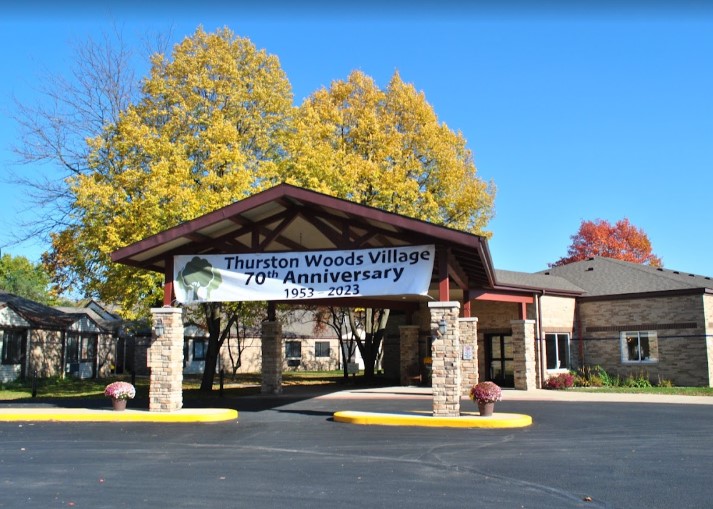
[173,245,435,304]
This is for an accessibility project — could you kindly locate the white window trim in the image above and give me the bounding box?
[544,333,571,372]
[620,331,658,364]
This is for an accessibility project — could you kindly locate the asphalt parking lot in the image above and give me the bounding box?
[1,388,711,509]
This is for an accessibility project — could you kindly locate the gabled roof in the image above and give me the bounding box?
[0,291,76,330]
[538,257,713,297]
[54,306,120,333]
[111,183,497,299]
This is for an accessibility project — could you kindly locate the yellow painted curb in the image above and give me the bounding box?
[0,408,238,423]
[333,410,532,428]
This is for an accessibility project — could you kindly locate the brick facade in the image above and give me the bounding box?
[148,308,184,412]
[261,320,283,394]
[578,294,710,386]
[459,318,478,395]
[429,302,461,417]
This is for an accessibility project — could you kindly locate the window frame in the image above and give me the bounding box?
[620,331,658,364]
[285,340,302,359]
[544,333,571,371]
[66,333,96,363]
[1,329,25,365]
[192,339,207,361]
[315,341,330,358]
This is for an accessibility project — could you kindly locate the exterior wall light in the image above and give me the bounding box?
[438,316,447,336]
[154,318,165,337]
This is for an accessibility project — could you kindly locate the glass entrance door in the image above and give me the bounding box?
[486,334,514,387]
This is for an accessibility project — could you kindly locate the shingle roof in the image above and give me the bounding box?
[54,306,121,333]
[0,291,76,330]
[494,269,584,294]
[537,257,713,297]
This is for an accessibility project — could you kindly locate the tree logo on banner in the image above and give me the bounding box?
[176,256,223,302]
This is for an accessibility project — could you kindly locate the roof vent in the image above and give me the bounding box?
[673,271,679,274]
[586,267,594,271]
[544,271,550,275]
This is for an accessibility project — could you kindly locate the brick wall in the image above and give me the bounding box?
[579,294,710,386]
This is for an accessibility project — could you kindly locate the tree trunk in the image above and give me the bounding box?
[200,302,222,392]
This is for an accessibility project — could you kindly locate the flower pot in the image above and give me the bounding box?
[477,401,495,416]
[111,398,127,411]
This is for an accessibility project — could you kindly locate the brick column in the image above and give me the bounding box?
[429,301,461,417]
[261,320,283,394]
[511,319,537,391]
[148,307,184,412]
[399,325,420,385]
[459,317,478,396]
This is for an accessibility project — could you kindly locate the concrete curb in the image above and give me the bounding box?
[333,410,533,428]
[0,407,238,423]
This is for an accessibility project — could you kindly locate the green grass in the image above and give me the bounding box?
[570,386,713,397]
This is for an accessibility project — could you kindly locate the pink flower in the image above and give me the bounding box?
[469,381,502,403]
[104,381,136,400]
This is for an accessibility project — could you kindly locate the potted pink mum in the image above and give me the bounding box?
[469,381,502,416]
[104,381,136,411]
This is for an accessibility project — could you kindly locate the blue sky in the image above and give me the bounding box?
[1,1,712,278]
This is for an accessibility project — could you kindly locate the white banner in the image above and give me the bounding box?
[173,245,435,304]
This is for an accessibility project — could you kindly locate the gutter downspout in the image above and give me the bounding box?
[576,303,584,368]
[535,291,545,389]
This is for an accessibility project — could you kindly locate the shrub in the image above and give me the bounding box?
[623,371,652,388]
[595,366,621,387]
[657,376,674,388]
[544,373,574,390]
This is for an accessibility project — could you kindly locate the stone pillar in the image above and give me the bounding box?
[261,320,283,394]
[429,301,461,417]
[511,319,537,391]
[459,317,478,396]
[399,325,420,385]
[148,307,184,412]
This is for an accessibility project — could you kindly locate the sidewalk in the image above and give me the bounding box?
[322,385,713,405]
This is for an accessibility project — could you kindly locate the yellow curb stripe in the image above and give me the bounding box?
[333,411,532,428]
[0,408,238,423]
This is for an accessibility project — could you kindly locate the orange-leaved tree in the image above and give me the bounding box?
[551,218,662,267]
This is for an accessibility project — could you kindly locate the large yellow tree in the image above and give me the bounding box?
[45,27,294,315]
[282,70,495,235]
[43,27,294,390]
[281,71,495,378]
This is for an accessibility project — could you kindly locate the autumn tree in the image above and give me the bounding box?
[281,71,496,379]
[282,70,494,233]
[40,27,294,390]
[551,218,662,267]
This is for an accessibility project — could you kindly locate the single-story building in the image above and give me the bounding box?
[4,256,712,391]
[0,291,117,382]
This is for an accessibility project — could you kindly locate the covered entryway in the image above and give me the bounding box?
[111,184,538,416]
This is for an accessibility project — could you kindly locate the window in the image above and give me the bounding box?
[545,333,570,370]
[66,333,96,363]
[315,341,330,358]
[193,339,207,361]
[621,331,658,363]
[285,341,301,359]
[1,330,25,365]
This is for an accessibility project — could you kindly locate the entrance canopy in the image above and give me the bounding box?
[111,184,498,308]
